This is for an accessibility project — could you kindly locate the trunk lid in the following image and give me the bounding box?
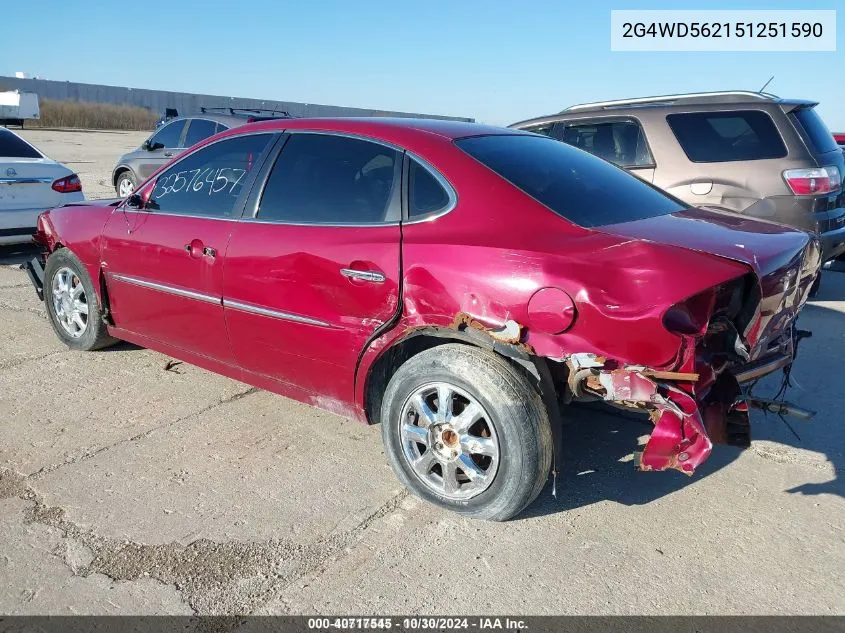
[597,207,817,358]
[0,158,71,211]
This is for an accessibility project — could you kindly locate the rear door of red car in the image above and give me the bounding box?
[222,131,402,403]
[101,132,277,361]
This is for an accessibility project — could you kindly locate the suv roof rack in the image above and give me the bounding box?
[199,106,294,118]
[561,91,781,113]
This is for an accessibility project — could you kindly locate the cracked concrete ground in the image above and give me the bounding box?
[1,130,844,616]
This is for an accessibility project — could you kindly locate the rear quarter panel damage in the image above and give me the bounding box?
[357,150,815,479]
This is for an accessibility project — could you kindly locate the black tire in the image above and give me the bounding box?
[43,248,118,351]
[115,170,137,197]
[381,344,552,521]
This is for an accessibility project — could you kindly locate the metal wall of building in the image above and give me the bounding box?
[0,76,473,121]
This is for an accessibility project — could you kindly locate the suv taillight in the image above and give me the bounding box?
[783,166,841,196]
[52,174,82,194]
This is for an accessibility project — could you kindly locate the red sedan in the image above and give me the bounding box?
[25,118,819,520]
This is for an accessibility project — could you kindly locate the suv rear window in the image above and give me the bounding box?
[667,110,787,162]
[0,129,42,158]
[455,134,684,228]
[791,107,838,154]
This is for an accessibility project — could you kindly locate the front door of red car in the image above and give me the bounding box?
[223,132,402,403]
[101,132,277,361]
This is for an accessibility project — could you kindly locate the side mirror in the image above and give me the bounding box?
[126,193,144,209]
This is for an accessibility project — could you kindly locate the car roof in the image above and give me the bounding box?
[509,91,819,127]
[234,117,525,144]
[169,113,258,127]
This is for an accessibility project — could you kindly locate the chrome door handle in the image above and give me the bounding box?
[184,244,191,252]
[340,268,385,283]
[164,152,174,157]
[203,246,216,258]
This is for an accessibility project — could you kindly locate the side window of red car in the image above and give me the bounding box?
[256,133,400,225]
[408,158,453,220]
[148,133,274,218]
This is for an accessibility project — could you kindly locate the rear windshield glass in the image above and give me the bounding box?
[0,129,42,158]
[667,110,787,162]
[791,107,838,154]
[455,134,685,228]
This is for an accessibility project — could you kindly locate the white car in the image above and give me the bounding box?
[1,128,84,245]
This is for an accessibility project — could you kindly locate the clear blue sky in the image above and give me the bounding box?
[1,0,842,128]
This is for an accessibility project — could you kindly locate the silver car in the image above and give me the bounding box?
[111,109,290,197]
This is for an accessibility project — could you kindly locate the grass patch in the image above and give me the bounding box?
[29,99,157,131]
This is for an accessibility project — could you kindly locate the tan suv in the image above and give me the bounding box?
[511,91,845,265]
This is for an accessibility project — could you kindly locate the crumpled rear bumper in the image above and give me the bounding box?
[566,325,807,476]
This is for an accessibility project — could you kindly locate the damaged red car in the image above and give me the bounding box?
[24,118,820,521]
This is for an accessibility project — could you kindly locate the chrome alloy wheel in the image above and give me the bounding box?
[399,382,500,500]
[51,267,89,338]
[118,177,134,197]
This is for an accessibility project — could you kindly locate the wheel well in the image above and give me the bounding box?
[364,333,462,426]
[362,328,559,426]
[112,167,129,187]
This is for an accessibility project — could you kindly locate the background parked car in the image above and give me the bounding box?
[111,108,292,197]
[835,133,845,151]
[0,127,83,245]
[510,91,845,265]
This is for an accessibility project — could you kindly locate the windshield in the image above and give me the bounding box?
[456,134,685,228]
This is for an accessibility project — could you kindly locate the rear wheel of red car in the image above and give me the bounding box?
[381,344,552,521]
[44,248,117,352]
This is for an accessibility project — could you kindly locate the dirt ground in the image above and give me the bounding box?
[0,130,843,616]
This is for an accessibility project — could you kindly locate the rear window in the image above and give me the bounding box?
[667,110,787,162]
[791,107,838,154]
[455,134,685,228]
[0,129,42,158]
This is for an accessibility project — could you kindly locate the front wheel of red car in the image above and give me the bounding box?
[43,248,117,352]
[381,344,552,521]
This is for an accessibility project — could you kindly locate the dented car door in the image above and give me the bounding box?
[222,132,402,406]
